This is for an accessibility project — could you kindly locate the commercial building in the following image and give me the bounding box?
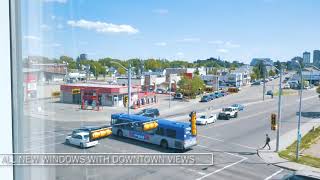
[291,66,320,85]
[303,51,311,64]
[313,50,320,67]
[60,84,141,107]
[201,75,219,91]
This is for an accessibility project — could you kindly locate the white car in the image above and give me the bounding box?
[196,114,217,125]
[65,131,98,148]
[283,83,290,89]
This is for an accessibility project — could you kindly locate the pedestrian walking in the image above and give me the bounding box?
[262,134,271,150]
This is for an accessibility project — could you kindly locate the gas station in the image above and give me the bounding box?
[60,83,158,110]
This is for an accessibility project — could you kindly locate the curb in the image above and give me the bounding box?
[257,118,320,172]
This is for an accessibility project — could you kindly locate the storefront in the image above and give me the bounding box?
[60,84,140,107]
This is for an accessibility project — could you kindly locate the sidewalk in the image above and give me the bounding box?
[258,118,320,172]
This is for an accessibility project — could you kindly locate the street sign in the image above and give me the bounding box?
[72,88,80,94]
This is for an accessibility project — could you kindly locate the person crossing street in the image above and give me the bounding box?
[262,134,271,150]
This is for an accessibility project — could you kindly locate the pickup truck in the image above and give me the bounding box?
[218,107,238,120]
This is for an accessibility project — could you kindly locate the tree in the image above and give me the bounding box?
[316,86,320,94]
[269,69,276,77]
[177,75,205,98]
[250,73,257,81]
[117,67,126,75]
[194,69,200,75]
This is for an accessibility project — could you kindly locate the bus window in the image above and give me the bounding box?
[166,129,176,138]
[155,127,164,135]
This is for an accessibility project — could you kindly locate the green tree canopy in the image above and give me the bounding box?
[177,75,205,98]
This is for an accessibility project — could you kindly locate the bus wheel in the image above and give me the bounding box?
[117,130,123,137]
[160,140,168,149]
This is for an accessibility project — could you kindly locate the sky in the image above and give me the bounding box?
[22,0,320,63]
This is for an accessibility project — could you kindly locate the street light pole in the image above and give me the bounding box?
[110,61,131,114]
[263,64,266,101]
[276,68,283,152]
[295,61,303,160]
[169,75,171,108]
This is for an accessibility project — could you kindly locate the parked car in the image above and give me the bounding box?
[174,93,183,100]
[283,83,290,89]
[220,90,229,96]
[251,81,261,86]
[208,93,216,100]
[231,104,244,111]
[196,114,217,125]
[266,90,273,95]
[155,88,166,94]
[214,92,223,98]
[218,107,238,120]
[65,131,98,148]
[135,108,160,118]
[200,95,211,102]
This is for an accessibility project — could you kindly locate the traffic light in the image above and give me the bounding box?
[191,111,197,136]
[123,96,128,107]
[271,113,277,131]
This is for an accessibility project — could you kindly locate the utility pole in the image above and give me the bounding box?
[128,63,131,115]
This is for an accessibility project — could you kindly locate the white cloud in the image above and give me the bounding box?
[152,9,169,15]
[51,15,56,20]
[24,35,41,41]
[50,43,61,47]
[178,38,200,43]
[225,41,240,48]
[67,19,139,34]
[176,52,184,57]
[208,40,224,45]
[44,0,67,3]
[216,49,229,53]
[154,42,167,46]
[40,24,51,31]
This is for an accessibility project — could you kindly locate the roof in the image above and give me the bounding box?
[75,131,89,136]
[112,113,190,129]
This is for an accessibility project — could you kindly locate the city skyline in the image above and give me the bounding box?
[22,0,320,64]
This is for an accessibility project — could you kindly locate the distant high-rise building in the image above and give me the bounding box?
[76,53,88,64]
[303,51,310,64]
[250,58,273,66]
[313,50,320,67]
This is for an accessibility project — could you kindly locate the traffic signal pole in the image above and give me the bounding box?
[128,64,131,115]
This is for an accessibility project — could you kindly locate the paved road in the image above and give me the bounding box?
[20,79,320,180]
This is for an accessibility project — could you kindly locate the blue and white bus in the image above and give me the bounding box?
[110,113,197,150]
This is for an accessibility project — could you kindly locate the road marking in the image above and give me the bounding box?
[24,142,63,152]
[296,95,318,102]
[180,167,206,176]
[264,169,283,180]
[28,133,66,144]
[196,157,247,180]
[198,135,257,150]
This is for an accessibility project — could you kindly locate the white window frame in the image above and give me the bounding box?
[0,0,13,179]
